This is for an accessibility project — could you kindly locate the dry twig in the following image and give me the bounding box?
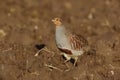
[35,47,55,57]
[44,63,63,72]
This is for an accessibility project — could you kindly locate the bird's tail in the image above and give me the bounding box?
[83,46,96,55]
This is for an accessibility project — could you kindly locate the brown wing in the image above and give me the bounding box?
[58,48,72,55]
[69,33,88,50]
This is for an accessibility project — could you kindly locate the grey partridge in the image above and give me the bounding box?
[52,18,88,66]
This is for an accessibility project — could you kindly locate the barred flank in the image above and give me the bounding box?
[70,34,82,50]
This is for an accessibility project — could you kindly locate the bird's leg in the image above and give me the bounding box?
[73,56,78,66]
[64,59,70,63]
[63,54,71,69]
[64,55,71,63]
[63,53,71,63]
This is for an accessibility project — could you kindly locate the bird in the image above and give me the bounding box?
[52,18,88,66]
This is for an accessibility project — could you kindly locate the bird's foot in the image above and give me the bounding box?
[64,59,70,63]
[61,53,79,66]
[61,53,71,64]
[73,56,78,66]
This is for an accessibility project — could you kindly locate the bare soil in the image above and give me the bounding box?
[0,0,120,80]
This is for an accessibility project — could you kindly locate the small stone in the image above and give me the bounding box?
[101,19,110,26]
[34,25,39,30]
[0,29,6,38]
[88,8,96,20]
[105,0,111,5]
[88,13,94,20]
[110,70,114,75]
[64,2,72,9]
[7,13,11,17]
[10,8,16,13]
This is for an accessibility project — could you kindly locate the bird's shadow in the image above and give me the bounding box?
[35,44,46,50]
[62,55,78,66]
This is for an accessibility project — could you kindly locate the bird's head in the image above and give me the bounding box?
[52,18,62,27]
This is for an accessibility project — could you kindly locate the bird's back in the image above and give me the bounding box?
[55,26,88,55]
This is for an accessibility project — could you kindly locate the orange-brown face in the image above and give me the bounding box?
[52,18,62,26]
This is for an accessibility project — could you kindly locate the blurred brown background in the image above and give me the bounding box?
[0,0,120,80]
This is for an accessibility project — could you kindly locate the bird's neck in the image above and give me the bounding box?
[56,25,66,34]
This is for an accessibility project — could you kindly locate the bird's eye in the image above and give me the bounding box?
[56,18,59,21]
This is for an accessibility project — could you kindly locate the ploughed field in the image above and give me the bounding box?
[0,0,120,80]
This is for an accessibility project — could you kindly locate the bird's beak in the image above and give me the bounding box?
[52,19,55,22]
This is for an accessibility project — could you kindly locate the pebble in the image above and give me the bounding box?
[64,2,72,9]
[0,29,6,39]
